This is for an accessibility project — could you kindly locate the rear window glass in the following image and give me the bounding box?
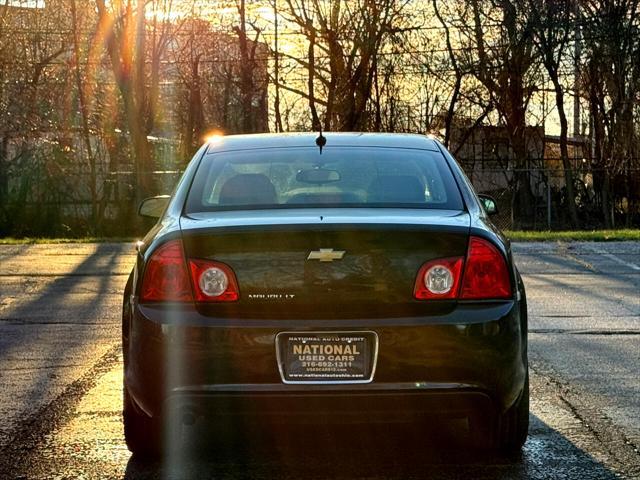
[185,147,464,213]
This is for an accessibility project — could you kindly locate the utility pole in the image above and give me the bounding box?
[573,4,581,138]
[273,0,283,133]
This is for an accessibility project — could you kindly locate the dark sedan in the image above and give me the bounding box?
[122,132,528,456]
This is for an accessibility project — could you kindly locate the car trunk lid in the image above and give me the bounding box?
[180,209,470,318]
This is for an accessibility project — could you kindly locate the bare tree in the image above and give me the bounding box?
[234,0,266,133]
[70,0,99,227]
[95,0,152,203]
[280,0,409,131]
[581,0,640,227]
[173,17,208,159]
[432,0,464,147]
[524,0,580,227]
[2,0,639,236]
[94,0,179,203]
[463,0,539,225]
[0,0,71,234]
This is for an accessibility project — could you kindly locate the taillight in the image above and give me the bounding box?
[140,240,192,302]
[460,237,512,299]
[189,259,239,302]
[413,257,464,299]
[413,237,512,301]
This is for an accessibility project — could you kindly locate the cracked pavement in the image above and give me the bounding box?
[0,240,638,479]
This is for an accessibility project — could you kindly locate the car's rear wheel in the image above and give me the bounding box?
[123,387,161,457]
[495,373,529,454]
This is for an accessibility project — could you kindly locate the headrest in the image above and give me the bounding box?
[367,175,425,203]
[219,174,277,206]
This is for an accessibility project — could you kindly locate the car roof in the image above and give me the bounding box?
[204,132,441,154]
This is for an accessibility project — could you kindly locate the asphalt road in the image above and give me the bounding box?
[0,240,638,479]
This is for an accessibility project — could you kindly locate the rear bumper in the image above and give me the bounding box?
[164,388,494,426]
[124,300,527,421]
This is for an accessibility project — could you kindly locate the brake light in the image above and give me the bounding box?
[413,257,464,299]
[413,237,512,301]
[460,237,512,299]
[140,240,192,302]
[189,259,239,302]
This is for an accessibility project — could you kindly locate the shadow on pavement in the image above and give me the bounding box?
[0,244,125,444]
[123,414,619,479]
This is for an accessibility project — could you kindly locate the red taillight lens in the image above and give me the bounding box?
[413,257,464,299]
[189,259,239,302]
[460,237,512,299]
[140,240,193,302]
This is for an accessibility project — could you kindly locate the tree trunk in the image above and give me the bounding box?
[70,0,98,231]
[444,76,461,148]
[602,169,612,228]
[511,131,535,227]
[133,0,152,204]
[0,136,8,217]
[235,0,257,133]
[307,25,321,131]
[95,0,152,206]
[373,63,382,131]
[273,1,283,133]
[550,75,579,227]
[183,57,204,160]
[433,0,461,148]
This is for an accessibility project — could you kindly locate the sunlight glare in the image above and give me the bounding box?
[204,130,225,144]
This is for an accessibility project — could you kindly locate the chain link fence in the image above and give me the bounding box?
[463,164,640,231]
[1,154,638,236]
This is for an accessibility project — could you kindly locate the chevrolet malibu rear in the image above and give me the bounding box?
[122,133,528,456]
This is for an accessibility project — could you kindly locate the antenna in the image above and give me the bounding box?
[315,128,327,154]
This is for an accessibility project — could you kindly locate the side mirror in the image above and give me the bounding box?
[138,195,170,219]
[478,194,499,216]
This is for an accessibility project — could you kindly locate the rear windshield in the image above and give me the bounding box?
[185,147,464,213]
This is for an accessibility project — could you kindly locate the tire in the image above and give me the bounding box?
[495,373,529,454]
[123,386,161,457]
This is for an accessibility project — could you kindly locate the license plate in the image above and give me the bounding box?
[276,331,378,384]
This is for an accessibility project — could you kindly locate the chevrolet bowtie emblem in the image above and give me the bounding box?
[307,248,346,262]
